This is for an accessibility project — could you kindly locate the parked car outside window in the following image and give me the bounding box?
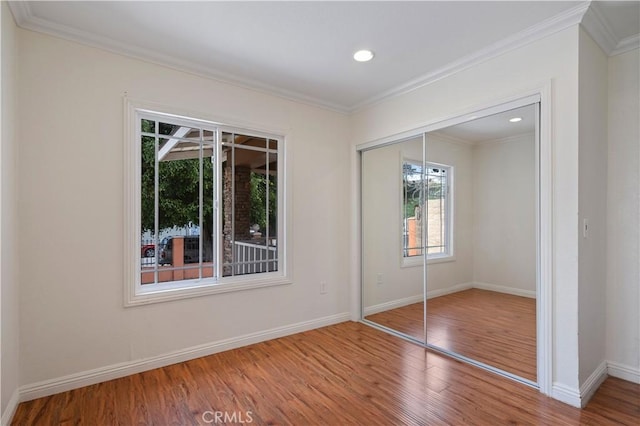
[158,236,213,265]
[141,244,155,258]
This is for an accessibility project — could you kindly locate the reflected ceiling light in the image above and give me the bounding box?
[353,49,374,62]
[509,117,522,123]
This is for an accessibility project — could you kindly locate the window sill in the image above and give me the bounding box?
[125,274,292,307]
[401,255,456,268]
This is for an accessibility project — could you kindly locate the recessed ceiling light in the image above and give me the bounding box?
[353,49,374,62]
[509,117,522,123]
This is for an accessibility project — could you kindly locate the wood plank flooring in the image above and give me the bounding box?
[11,322,638,425]
[366,289,537,381]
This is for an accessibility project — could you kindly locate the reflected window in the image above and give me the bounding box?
[402,161,452,260]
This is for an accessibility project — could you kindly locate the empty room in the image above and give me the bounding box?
[1,1,639,425]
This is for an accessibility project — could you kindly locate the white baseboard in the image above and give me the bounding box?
[427,282,473,299]
[363,294,423,316]
[551,382,581,408]
[1,388,20,426]
[552,361,629,409]
[363,281,526,316]
[607,361,640,384]
[579,361,608,407]
[472,281,536,298]
[19,312,350,403]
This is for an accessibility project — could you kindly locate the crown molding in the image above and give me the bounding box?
[473,131,536,147]
[430,129,535,148]
[7,0,31,27]
[581,1,619,54]
[350,2,591,113]
[581,1,640,56]
[6,1,351,114]
[11,1,634,114]
[428,131,475,147]
[612,33,640,56]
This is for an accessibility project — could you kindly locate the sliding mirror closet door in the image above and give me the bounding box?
[425,104,538,383]
[362,136,426,343]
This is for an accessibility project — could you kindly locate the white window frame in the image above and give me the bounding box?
[401,159,454,267]
[124,98,291,306]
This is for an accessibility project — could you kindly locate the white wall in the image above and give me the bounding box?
[352,26,581,394]
[17,28,351,387]
[1,1,20,419]
[472,134,536,295]
[606,47,640,382]
[577,29,609,388]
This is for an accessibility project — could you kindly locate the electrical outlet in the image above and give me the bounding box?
[376,273,383,286]
[320,281,328,294]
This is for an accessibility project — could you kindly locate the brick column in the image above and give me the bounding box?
[407,217,421,256]
[172,236,184,280]
[223,164,253,275]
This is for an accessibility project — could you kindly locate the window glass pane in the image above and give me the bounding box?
[140,134,156,284]
[141,119,155,134]
[221,131,232,146]
[202,152,215,279]
[158,122,181,136]
[248,152,278,273]
[159,137,200,162]
[223,146,251,276]
[403,162,423,257]
[266,152,278,272]
[156,141,201,282]
[426,167,447,255]
[203,130,215,143]
[235,134,267,149]
[223,142,278,276]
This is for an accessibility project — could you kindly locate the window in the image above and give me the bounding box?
[125,102,288,305]
[402,160,452,263]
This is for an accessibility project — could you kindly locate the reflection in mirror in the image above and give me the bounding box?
[362,136,426,343]
[425,104,537,383]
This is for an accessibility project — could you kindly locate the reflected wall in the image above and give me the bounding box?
[361,136,425,342]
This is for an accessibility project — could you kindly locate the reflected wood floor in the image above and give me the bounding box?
[12,322,639,425]
[368,289,536,381]
[366,299,426,342]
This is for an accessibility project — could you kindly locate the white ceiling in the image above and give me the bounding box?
[595,0,640,40]
[9,1,640,113]
[434,104,536,144]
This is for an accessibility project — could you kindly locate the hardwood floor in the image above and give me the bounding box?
[11,322,638,425]
[366,299,426,342]
[366,289,537,381]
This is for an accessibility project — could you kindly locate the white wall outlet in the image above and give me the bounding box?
[320,281,328,294]
[376,273,383,286]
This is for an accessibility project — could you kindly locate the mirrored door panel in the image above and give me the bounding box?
[425,104,538,383]
[362,136,426,343]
